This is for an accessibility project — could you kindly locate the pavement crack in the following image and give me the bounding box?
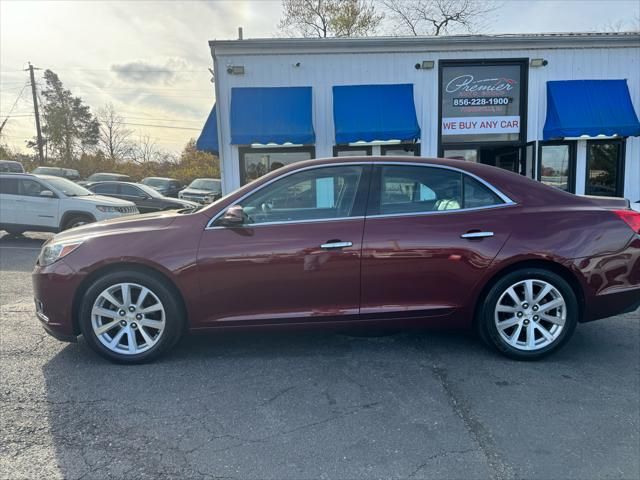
[408,448,476,478]
[431,364,515,480]
[260,385,297,406]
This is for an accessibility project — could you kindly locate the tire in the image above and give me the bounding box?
[63,215,94,230]
[79,270,185,364]
[478,268,578,360]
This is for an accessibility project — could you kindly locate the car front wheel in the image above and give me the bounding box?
[480,268,578,360]
[79,270,184,363]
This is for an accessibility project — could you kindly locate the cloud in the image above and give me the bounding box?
[110,60,182,85]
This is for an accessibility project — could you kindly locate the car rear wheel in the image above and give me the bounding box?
[480,268,578,360]
[79,270,184,363]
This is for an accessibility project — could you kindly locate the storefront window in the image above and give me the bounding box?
[538,142,575,192]
[443,149,478,162]
[381,144,420,156]
[333,145,372,157]
[239,147,315,185]
[586,140,624,197]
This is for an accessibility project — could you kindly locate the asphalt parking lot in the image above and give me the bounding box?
[0,232,638,480]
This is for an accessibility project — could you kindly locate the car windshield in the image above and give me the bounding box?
[136,183,164,198]
[43,176,93,197]
[189,179,220,191]
[142,178,168,187]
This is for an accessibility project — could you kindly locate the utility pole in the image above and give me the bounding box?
[26,62,44,165]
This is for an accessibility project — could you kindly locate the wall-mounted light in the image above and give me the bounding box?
[226,65,245,75]
[530,58,548,67]
[415,60,435,70]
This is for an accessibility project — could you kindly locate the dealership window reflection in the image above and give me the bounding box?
[239,147,315,185]
[586,140,624,197]
[539,143,574,192]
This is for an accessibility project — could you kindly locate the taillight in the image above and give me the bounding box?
[613,210,640,234]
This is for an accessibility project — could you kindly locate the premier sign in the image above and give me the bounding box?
[442,116,520,135]
[440,62,524,143]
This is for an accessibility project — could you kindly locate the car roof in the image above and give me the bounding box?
[143,176,176,181]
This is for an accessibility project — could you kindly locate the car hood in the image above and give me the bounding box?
[73,194,136,207]
[51,210,184,243]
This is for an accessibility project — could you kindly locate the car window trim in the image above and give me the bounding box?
[205,162,516,230]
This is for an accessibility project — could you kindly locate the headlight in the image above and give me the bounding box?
[96,205,118,212]
[38,240,83,266]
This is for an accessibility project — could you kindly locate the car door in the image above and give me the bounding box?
[196,164,370,326]
[16,178,60,228]
[0,177,19,226]
[360,164,513,320]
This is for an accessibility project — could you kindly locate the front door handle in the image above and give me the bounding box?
[461,231,494,239]
[320,241,353,249]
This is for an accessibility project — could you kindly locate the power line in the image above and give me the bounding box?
[0,82,30,134]
[120,122,201,131]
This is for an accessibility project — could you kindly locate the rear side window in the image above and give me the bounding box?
[0,178,19,194]
[377,166,463,215]
[372,165,504,215]
[120,185,145,197]
[463,176,504,209]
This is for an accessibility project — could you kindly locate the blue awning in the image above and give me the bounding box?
[543,80,640,140]
[333,84,420,144]
[196,104,219,155]
[230,87,315,145]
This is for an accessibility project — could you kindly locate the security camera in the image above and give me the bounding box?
[294,62,301,67]
[415,63,421,70]
[227,66,233,74]
[542,60,549,66]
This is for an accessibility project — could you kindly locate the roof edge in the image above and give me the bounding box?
[209,32,640,56]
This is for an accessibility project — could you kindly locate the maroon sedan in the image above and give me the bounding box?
[32,157,640,363]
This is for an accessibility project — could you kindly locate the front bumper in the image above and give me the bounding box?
[32,259,85,342]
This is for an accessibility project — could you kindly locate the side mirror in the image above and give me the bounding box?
[40,190,55,198]
[217,205,246,227]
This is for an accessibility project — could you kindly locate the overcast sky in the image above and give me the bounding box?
[1,0,638,156]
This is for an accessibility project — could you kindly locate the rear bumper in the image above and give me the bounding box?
[32,259,85,341]
[583,285,640,322]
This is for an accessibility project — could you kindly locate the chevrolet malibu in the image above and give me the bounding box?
[33,157,640,363]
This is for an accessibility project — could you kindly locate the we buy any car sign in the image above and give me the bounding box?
[441,116,520,135]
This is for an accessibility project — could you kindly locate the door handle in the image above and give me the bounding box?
[320,241,353,249]
[461,231,494,239]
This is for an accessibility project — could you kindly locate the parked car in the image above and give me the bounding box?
[32,166,81,181]
[86,181,199,213]
[0,173,139,235]
[178,178,222,204]
[79,172,131,186]
[633,201,640,213]
[33,157,640,364]
[141,177,183,198]
[0,160,25,173]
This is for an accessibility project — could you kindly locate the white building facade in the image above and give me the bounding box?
[198,33,640,202]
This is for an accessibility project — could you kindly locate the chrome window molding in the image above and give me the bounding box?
[206,215,365,230]
[205,161,516,230]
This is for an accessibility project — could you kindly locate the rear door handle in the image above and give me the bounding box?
[461,231,494,239]
[320,241,353,249]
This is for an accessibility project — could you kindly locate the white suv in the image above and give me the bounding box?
[0,173,139,235]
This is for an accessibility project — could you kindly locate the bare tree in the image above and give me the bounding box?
[97,104,133,162]
[279,0,383,38]
[381,0,498,36]
[131,134,160,166]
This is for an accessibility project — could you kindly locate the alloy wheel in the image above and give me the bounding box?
[494,279,566,351]
[91,282,166,355]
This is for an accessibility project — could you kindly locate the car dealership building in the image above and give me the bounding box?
[197,32,640,202]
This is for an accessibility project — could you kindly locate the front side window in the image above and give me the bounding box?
[240,147,315,185]
[235,165,365,225]
[19,180,48,197]
[539,142,575,192]
[120,184,145,198]
[586,140,624,197]
[372,165,504,215]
